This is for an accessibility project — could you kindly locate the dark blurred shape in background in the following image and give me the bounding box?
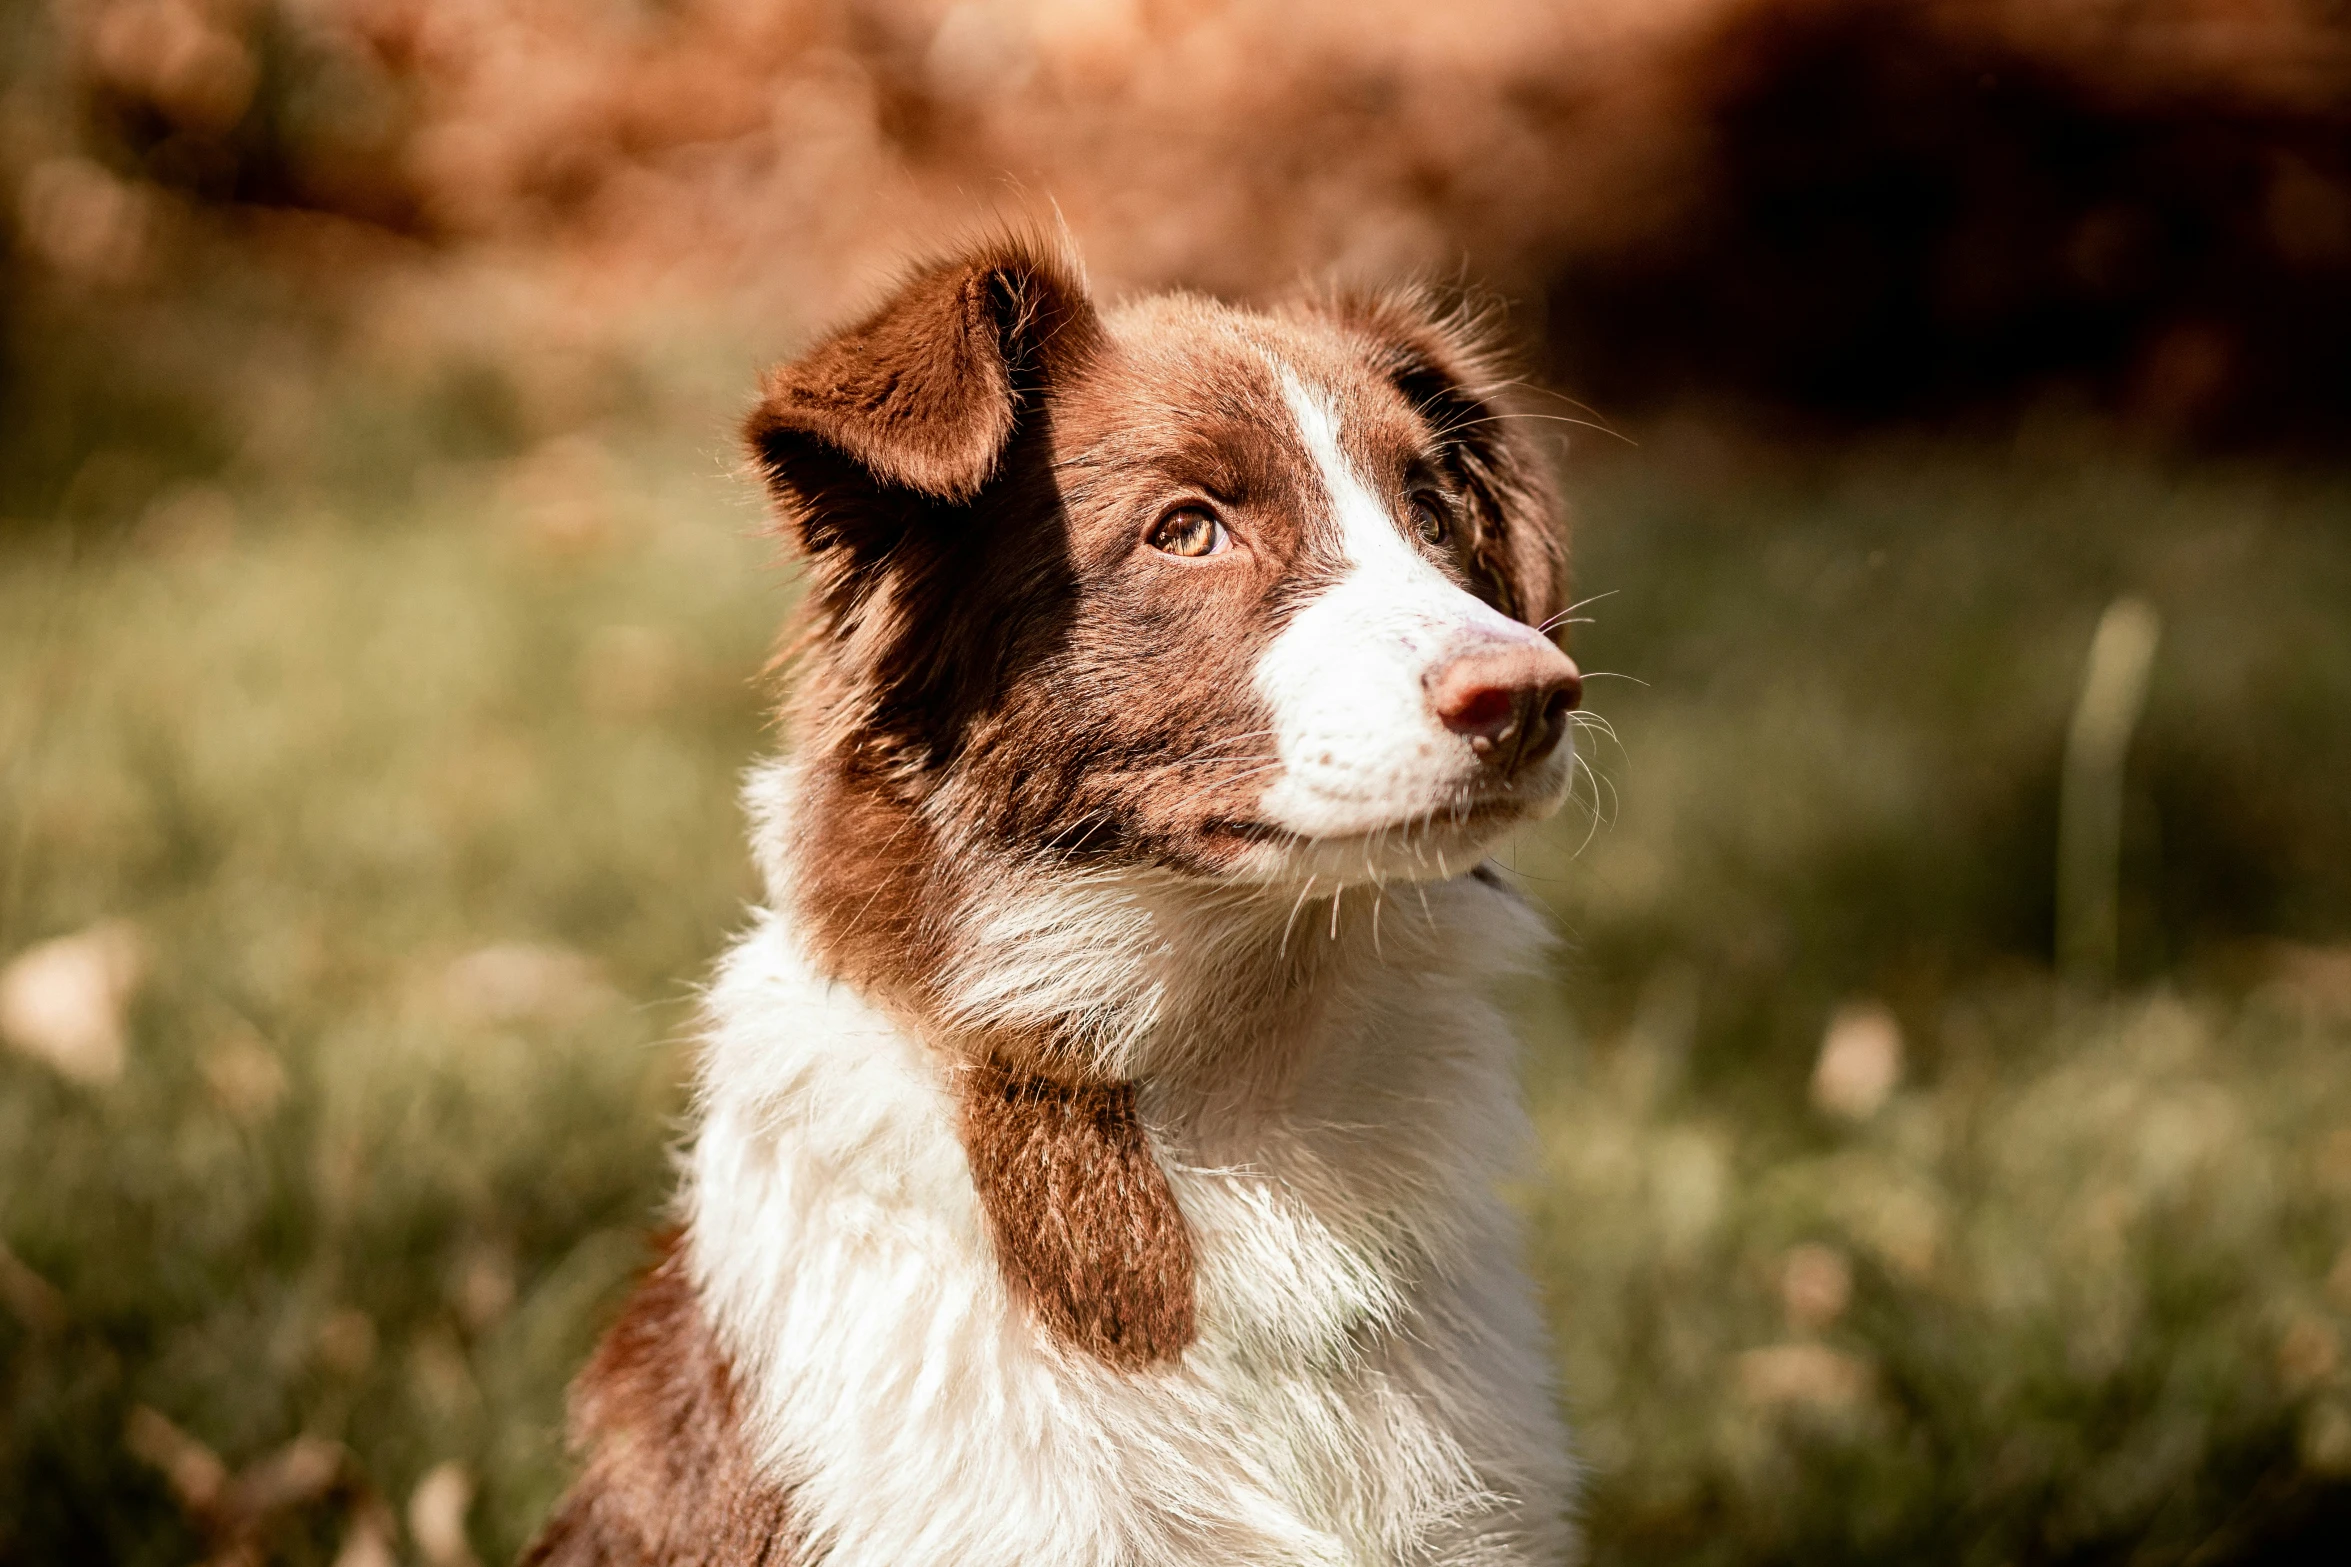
[1558,0,2351,444]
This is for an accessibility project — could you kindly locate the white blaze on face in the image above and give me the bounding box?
[1251,370,1569,858]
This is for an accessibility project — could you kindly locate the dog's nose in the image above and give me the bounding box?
[1426,640,1583,773]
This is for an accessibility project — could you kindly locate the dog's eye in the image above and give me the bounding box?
[1409,493,1452,547]
[1149,506,1228,558]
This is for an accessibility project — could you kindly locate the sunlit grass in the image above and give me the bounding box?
[1,442,780,1563]
[4,420,2349,1562]
[1525,979,2351,1564]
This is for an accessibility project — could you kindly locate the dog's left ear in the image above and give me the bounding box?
[1308,292,1567,628]
[745,234,1103,549]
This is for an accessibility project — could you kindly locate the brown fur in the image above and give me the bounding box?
[524,1237,803,1567]
[957,1059,1199,1368]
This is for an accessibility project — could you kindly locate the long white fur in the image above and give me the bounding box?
[1251,372,1572,881]
[690,765,1577,1566]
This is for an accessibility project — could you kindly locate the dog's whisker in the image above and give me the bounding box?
[1279,875,1317,961]
[1535,591,1619,635]
[1430,410,1634,444]
[1569,752,1606,859]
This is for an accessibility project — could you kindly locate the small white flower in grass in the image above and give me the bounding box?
[410,1461,479,1567]
[0,920,143,1086]
[1811,1000,1903,1120]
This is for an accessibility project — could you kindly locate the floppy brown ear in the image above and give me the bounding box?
[744,236,1102,549]
[1307,291,1567,628]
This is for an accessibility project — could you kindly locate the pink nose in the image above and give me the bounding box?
[1426,640,1583,774]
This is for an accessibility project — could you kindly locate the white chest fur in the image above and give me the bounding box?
[684,874,1575,1567]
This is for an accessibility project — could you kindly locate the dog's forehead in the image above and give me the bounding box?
[1072,297,1426,470]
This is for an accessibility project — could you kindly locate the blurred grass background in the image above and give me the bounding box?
[6,2,2351,1564]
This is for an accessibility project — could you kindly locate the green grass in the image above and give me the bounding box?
[0,437,779,1562]
[4,416,2350,1563]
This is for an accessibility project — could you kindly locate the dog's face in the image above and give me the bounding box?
[748,237,1578,890]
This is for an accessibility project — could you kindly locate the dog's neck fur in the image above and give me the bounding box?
[682,759,1574,1567]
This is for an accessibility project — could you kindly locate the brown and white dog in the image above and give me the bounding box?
[525,233,1584,1567]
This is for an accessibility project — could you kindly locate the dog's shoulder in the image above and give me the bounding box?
[522,1233,802,1567]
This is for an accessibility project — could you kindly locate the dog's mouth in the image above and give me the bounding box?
[1201,791,1547,851]
[1201,818,1297,844]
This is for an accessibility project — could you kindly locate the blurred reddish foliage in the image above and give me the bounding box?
[14,0,2351,443]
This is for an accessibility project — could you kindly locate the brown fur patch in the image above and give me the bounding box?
[745,239,1102,510]
[957,1059,1198,1368]
[523,1236,803,1567]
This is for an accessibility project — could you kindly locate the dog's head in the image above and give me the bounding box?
[747,233,1578,892]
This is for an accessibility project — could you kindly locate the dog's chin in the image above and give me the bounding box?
[1200,762,1574,890]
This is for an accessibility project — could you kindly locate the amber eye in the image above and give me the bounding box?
[1409,492,1452,547]
[1149,506,1228,558]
